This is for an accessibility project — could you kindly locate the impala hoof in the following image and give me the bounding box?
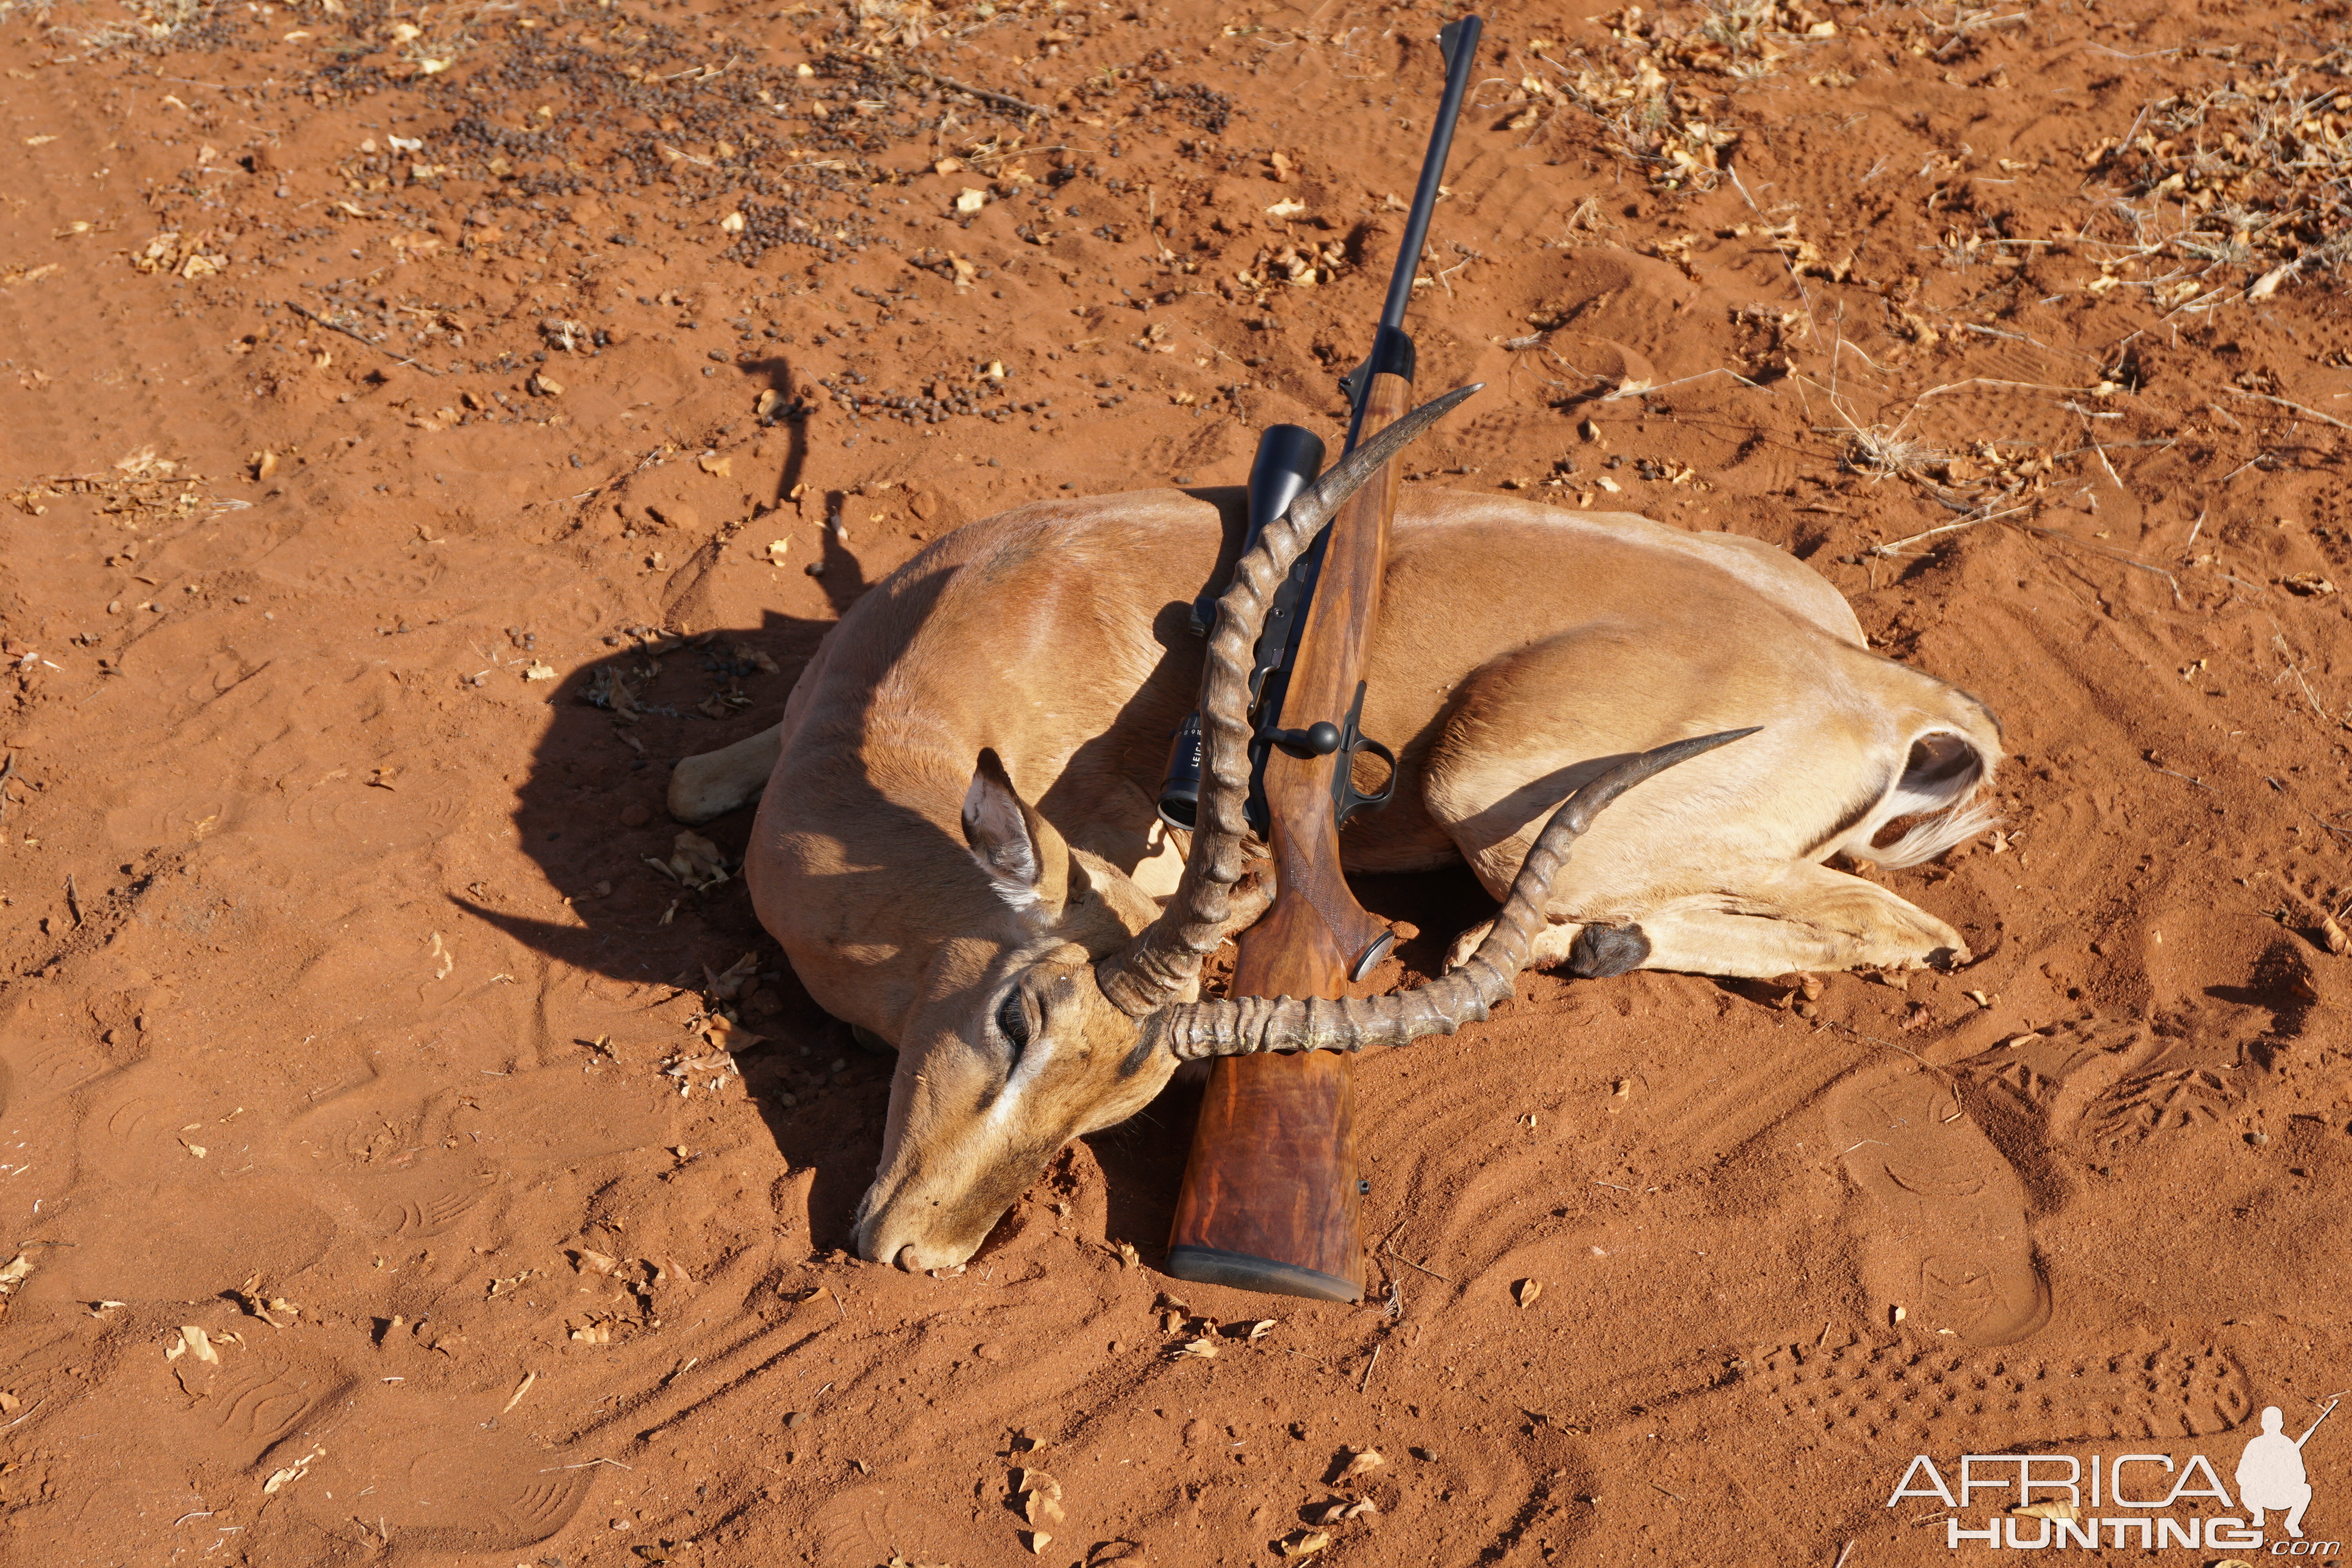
[1567,922,1650,978]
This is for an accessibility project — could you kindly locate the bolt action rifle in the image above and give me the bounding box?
[1156,16,1485,1300]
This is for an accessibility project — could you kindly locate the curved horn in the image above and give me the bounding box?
[1096,383,1483,1018]
[1153,727,1760,1057]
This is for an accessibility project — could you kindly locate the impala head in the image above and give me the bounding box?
[853,385,1757,1272]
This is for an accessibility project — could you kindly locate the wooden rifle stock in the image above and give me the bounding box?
[1162,372,1414,1301]
[1162,14,1479,1300]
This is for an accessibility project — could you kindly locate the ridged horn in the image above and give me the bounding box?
[1096,383,1483,1018]
[1153,727,1760,1057]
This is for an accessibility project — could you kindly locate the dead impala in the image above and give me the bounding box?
[668,401,2002,1271]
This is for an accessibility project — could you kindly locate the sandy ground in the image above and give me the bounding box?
[1,0,2350,1561]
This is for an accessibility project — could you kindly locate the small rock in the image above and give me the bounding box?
[620,802,652,828]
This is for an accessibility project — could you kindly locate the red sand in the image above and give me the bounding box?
[1,0,2348,1561]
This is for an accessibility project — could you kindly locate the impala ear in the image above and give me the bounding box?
[962,749,1074,921]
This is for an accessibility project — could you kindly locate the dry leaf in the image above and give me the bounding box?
[232,1276,300,1327]
[1115,1240,1140,1269]
[1171,1339,1218,1359]
[522,661,557,682]
[1514,1278,1543,1308]
[2011,1501,2078,1520]
[527,371,564,397]
[572,1248,619,1274]
[2321,913,2348,956]
[1022,1492,1067,1526]
[251,450,278,481]
[719,211,746,233]
[1011,1468,1062,1501]
[1244,1319,1276,1342]
[262,1446,321,1493]
[166,1325,220,1364]
[1022,1532,1053,1555]
[956,188,989,215]
[1330,1446,1383,1481]
[1308,1496,1379,1524]
[648,831,730,890]
[699,453,733,477]
[2283,573,2338,596]
[764,538,791,565]
[1265,198,1307,218]
[1275,1531,1332,1557]
[702,1013,767,1054]
[705,951,760,1000]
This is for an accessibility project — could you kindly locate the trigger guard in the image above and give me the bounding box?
[1334,735,1399,827]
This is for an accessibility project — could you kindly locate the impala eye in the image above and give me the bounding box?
[995,989,1032,1061]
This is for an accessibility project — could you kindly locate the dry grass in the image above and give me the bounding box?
[2087,47,2352,292]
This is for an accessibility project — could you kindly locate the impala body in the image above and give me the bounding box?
[673,476,2000,1271]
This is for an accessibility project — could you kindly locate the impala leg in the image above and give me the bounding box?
[1488,860,1971,978]
[668,721,784,823]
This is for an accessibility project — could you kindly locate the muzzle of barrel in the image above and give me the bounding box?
[1156,711,1205,831]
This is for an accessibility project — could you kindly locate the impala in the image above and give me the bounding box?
[669,401,2000,1271]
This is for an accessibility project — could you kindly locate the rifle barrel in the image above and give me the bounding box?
[1376,16,1485,335]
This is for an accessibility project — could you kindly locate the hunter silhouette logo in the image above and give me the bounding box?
[2239,1399,2336,1538]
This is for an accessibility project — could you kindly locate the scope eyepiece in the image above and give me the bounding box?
[1156,712,1205,831]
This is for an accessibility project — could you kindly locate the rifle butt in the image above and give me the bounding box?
[1165,1049,1363,1301]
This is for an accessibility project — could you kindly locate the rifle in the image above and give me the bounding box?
[1161,16,1485,1301]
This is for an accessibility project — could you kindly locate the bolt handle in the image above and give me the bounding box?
[1266,721,1343,759]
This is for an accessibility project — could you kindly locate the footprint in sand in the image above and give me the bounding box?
[1739,1335,2253,1451]
[160,1349,354,1472]
[1827,1060,2050,1347]
[296,1416,594,1551]
[1965,1019,2250,1155]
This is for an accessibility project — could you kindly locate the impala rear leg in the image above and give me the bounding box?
[1423,624,1988,980]
[1475,859,1972,978]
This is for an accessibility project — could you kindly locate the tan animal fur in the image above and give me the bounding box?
[670,487,2001,1271]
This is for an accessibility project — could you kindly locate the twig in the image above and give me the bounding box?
[2008,521,2180,594]
[2149,765,2212,792]
[285,301,442,376]
[539,1456,633,1472]
[64,875,81,926]
[906,65,1051,119]
[1869,503,2030,557]
[1381,1239,1449,1282]
[1917,376,2102,400]
[2222,387,2352,431]
[1831,1542,1855,1568]
[1651,1481,1687,1503]
[1359,1343,1381,1393]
